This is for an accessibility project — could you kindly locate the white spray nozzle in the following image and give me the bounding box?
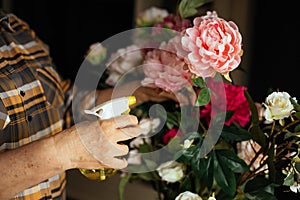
[84,96,136,119]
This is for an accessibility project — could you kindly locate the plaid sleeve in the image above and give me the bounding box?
[61,79,75,129]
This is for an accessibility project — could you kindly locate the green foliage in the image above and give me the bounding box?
[178,0,214,19]
[244,176,276,200]
[244,90,267,147]
[196,87,211,106]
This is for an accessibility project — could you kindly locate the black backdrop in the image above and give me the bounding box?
[248,1,300,102]
[8,0,135,82]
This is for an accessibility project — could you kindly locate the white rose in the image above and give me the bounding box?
[136,6,169,26]
[156,161,184,183]
[175,191,202,200]
[263,91,296,121]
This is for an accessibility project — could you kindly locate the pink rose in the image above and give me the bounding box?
[200,78,251,127]
[181,11,243,78]
[141,36,193,93]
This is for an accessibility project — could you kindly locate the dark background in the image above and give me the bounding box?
[6,0,136,82]
[247,0,300,103]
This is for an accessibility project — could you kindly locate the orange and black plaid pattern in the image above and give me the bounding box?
[0,11,73,199]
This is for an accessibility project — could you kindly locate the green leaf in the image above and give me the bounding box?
[283,171,295,186]
[178,0,197,19]
[290,97,300,111]
[295,124,300,132]
[191,0,214,8]
[192,151,214,188]
[182,176,192,191]
[178,0,214,19]
[284,130,300,139]
[295,162,300,173]
[196,87,211,106]
[266,142,276,182]
[294,111,300,120]
[221,126,253,142]
[244,176,272,193]
[119,174,131,200]
[225,110,235,122]
[191,76,206,88]
[166,111,180,127]
[245,190,277,200]
[216,150,250,173]
[214,151,237,197]
[244,90,267,147]
[203,153,215,190]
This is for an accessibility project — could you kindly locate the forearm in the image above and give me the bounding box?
[0,129,73,199]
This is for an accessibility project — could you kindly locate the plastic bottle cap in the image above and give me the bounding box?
[127,96,136,106]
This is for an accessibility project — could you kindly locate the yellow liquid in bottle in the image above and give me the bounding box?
[79,168,118,181]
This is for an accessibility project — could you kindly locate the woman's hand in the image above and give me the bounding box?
[55,115,141,170]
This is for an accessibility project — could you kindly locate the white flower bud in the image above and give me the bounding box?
[175,191,202,200]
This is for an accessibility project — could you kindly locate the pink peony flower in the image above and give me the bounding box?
[181,11,243,79]
[200,78,251,127]
[141,36,193,92]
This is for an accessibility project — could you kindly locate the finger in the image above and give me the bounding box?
[114,143,129,156]
[110,126,142,142]
[106,157,128,169]
[103,145,129,168]
[112,115,138,128]
[93,143,129,166]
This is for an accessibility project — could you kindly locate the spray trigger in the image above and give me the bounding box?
[84,96,136,119]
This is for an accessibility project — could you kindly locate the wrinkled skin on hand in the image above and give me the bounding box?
[69,115,141,170]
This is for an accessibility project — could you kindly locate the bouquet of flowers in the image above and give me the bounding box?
[85,0,300,199]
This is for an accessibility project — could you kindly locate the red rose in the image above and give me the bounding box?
[200,78,251,127]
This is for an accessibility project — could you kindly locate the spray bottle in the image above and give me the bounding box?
[79,95,136,181]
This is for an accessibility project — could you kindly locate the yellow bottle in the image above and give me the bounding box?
[80,96,136,181]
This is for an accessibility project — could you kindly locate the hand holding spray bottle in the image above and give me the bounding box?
[80,96,137,181]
